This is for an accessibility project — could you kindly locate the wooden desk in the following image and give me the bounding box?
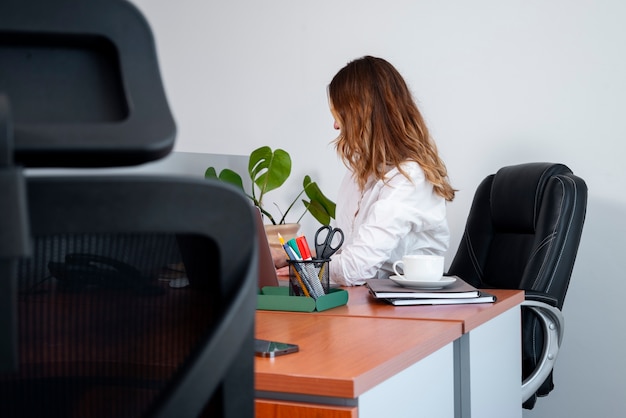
[256,312,461,418]
[255,287,524,418]
[315,286,525,417]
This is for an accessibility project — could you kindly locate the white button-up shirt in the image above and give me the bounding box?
[329,162,449,286]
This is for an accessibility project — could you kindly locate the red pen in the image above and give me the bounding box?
[296,236,312,260]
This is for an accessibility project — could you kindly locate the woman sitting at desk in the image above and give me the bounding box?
[274,56,455,286]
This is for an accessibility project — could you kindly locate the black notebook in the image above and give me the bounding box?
[365,276,481,299]
[365,276,496,306]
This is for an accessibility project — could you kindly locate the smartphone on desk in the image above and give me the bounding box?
[254,338,299,358]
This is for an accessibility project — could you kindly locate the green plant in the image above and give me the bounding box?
[205,146,335,225]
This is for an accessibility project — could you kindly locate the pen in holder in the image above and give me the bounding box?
[287,259,330,300]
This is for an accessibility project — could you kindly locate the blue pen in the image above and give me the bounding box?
[285,244,324,297]
[284,244,326,298]
[283,243,300,261]
[279,234,311,297]
[280,235,324,298]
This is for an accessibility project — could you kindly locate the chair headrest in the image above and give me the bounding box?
[0,0,176,168]
[491,163,572,232]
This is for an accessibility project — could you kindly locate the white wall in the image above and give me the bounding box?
[131,1,626,416]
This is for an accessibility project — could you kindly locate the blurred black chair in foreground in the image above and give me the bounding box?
[0,0,256,416]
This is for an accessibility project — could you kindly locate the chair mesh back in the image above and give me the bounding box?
[1,233,220,417]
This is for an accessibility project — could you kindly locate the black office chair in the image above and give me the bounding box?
[5,177,258,418]
[0,1,257,416]
[447,162,587,409]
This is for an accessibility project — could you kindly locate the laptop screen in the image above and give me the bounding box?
[254,208,281,289]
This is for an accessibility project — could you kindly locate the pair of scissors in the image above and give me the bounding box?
[314,226,345,260]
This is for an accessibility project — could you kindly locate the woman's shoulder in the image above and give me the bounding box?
[387,161,426,182]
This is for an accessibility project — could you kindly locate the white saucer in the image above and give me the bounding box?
[389,275,456,289]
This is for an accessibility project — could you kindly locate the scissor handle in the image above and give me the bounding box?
[315,226,344,259]
[314,225,331,246]
[327,228,344,250]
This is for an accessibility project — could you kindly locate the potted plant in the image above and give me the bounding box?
[205,146,336,245]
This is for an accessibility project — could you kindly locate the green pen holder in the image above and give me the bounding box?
[257,286,348,313]
[257,259,348,312]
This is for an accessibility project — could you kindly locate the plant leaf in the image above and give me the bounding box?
[303,176,336,219]
[248,146,272,180]
[218,168,245,191]
[303,198,332,225]
[205,167,245,192]
[204,167,218,178]
[249,146,291,195]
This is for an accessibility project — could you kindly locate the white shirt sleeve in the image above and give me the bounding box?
[329,163,449,286]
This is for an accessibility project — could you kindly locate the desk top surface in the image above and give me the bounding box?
[255,286,524,398]
[255,312,462,398]
[317,286,524,333]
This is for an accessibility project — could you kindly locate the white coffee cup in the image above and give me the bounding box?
[392,254,444,282]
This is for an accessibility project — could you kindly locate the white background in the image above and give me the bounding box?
[130,1,626,416]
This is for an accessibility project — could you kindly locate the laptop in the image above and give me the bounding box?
[254,208,283,289]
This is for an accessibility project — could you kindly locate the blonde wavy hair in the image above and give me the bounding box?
[328,56,455,201]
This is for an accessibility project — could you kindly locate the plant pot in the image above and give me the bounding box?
[264,223,301,251]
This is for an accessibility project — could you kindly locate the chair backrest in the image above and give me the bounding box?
[1,0,176,167]
[1,1,257,416]
[448,162,587,409]
[1,0,178,368]
[2,176,257,418]
[448,162,587,308]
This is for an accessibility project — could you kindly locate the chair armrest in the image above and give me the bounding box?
[520,300,565,403]
[524,290,559,307]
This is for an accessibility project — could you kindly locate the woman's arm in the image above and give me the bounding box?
[330,165,448,286]
[270,246,290,276]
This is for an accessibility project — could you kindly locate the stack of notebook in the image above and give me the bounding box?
[365,276,496,306]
